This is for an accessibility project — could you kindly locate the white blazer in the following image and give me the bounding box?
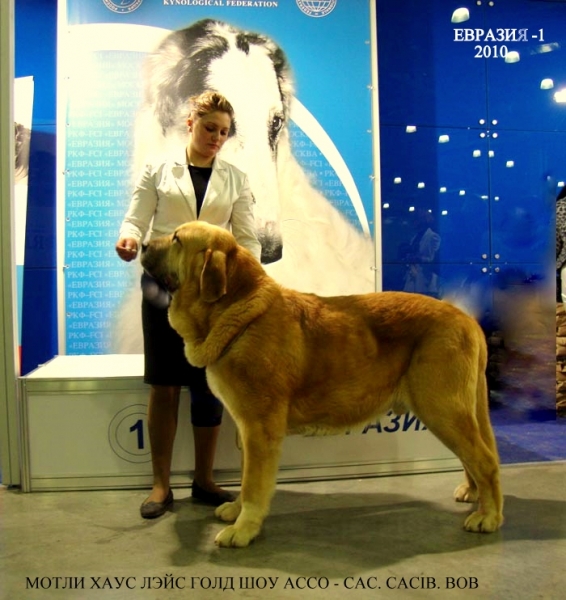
[119,152,261,261]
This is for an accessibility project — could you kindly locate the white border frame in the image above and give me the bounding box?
[370,0,383,292]
[0,0,22,486]
[56,0,68,354]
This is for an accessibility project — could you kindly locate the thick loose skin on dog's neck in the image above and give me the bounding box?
[168,247,278,367]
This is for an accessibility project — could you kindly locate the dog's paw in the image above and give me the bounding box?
[453,483,479,503]
[463,510,503,533]
[215,523,260,548]
[215,500,241,523]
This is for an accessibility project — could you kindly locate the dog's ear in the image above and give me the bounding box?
[200,249,227,303]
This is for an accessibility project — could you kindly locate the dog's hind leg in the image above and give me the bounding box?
[215,418,285,548]
[410,364,503,533]
[456,425,503,534]
[461,369,503,531]
[453,373,498,505]
[422,408,502,532]
[453,469,479,503]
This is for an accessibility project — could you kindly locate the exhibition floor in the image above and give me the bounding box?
[2,312,563,599]
[1,461,565,600]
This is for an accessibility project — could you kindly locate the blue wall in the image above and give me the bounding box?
[377,0,564,320]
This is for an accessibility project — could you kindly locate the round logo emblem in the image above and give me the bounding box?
[102,0,143,14]
[108,404,151,464]
[296,0,337,18]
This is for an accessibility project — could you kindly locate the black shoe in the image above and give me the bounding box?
[140,489,174,519]
[191,481,235,507]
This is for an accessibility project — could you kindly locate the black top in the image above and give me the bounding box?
[188,165,212,217]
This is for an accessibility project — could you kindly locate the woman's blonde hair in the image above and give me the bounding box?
[189,91,235,120]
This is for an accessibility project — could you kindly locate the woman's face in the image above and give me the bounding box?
[187,110,232,165]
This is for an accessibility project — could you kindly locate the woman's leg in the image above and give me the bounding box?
[192,423,225,493]
[190,373,232,499]
[144,384,181,504]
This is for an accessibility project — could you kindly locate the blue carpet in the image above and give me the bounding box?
[485,323,565,465]
[489,371,565,464]
[494,419,566,464]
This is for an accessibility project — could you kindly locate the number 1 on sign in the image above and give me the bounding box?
[129,419,145,450]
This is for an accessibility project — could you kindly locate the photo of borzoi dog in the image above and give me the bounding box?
[113,19,375,353]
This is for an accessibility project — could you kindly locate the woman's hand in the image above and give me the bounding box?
[115,238,139,262]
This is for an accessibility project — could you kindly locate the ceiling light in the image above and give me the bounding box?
[451,8,469,23]
[540,78,554,90]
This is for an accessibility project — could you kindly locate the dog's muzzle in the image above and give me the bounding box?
[258,229,283,264]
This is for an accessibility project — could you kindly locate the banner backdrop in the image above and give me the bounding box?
[59,0,377,354]
[14,76,34,364]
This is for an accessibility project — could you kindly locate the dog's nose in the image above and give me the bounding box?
[257,223,283,264]
[261,244,283,264]
[258,231,283,264]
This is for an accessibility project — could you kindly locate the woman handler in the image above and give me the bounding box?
[116,91,261,518]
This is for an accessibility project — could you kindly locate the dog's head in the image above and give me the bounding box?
[141,222,243,303]
[137,19,293,264]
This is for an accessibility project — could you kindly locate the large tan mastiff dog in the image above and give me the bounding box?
[141,222,503,548]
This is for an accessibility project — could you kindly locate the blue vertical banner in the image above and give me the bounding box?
[59,0,377,355]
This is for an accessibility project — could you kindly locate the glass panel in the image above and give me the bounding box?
[377,0,488,128]
[380,125,490,265]
[488,130,563,265]
[485,0,566,132]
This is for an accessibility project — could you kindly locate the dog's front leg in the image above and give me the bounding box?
[215,444,244,523]
[215,422,284,548]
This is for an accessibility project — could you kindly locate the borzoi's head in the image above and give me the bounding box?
[139,19,293,264]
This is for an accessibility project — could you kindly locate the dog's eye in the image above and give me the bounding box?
[269,113,285,151]
[271,114,284,135]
